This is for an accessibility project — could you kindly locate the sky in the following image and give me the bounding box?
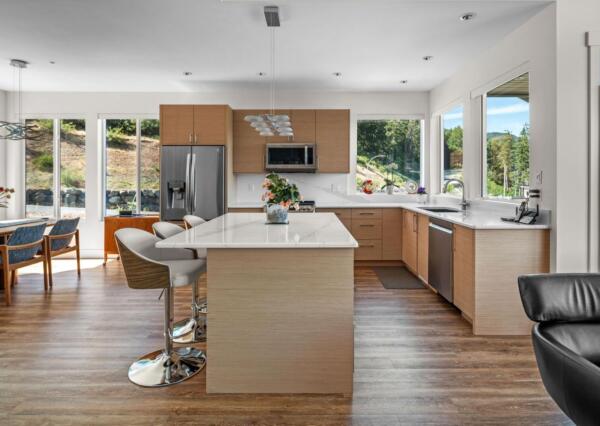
[443,97,530,136]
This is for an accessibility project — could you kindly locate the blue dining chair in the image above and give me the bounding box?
[43,218,81,288]
[0,223,48,305]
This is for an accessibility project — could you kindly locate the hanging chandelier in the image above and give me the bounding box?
[244,6,293,137]
[0,59,41,141]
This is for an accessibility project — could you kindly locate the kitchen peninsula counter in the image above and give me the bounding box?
[156,213,357,394]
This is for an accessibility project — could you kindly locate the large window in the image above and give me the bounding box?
[484,73,530,199]
[103,118,160,216]
[25,119,86,218]
[356,119,422,193]
[441,105,464,196]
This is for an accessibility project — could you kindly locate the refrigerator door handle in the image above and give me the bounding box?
[190,153,197,213]
[185,153,191,214]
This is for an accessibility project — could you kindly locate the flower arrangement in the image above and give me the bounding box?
[0,187,15,208]
[417,186,427,195]
[361,179,375,195]
[261,173,301,210]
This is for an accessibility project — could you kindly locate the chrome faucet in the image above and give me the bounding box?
[443,179,469,210]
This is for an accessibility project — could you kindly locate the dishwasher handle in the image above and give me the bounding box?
[429,223,453,234]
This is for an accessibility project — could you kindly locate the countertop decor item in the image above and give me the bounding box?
[261,173,301,224]
[416,186,428,203]
[361,179,375,194]
[0,187,15,208]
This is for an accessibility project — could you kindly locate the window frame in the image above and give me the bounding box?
[355,114,425,194]
[23,116,87,220]
[440,104,465,197]
[100,115,159,219]
[480,73,531,201]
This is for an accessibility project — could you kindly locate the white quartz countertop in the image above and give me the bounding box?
[229,202,551,230]
[155,213,359,249]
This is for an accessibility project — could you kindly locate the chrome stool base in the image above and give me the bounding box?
[172,316,207,344]
[128,347,206,387]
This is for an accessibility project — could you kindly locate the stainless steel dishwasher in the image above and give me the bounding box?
[428,218,454,303]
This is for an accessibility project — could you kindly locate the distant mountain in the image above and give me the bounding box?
[487,131,517,142]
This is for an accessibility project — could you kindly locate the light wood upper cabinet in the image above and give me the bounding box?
[265,109,292,144]
[315,109,350,173]
[194,105,229,145]
[291,109,316,142]
[233,109,268,173]
[382,209,402,260]
[401,210,418,273]
[160,105,230,146]
[417,214,429,283]
[453,225,475,320]
[160,105,194,145]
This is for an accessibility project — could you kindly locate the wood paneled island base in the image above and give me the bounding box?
[206,248,354,394]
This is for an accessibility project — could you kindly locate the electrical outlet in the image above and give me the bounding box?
[535,171,543,185]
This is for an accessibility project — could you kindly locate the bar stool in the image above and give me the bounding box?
[115,228,206,387]
[183,214,206,230]
[152,221,207,344]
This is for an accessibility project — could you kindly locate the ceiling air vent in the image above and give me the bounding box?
[264,6,280,27]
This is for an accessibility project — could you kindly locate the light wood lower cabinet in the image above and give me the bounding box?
[417,214,429,283]
[453,225,475,320]
[382,209,403,260]
[319,208,352,230]
[355,239,382,260]
[401,210,418,273]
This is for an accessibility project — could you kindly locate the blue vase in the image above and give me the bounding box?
[266,203,289,224]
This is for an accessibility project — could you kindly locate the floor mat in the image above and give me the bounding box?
[373,266,425,289]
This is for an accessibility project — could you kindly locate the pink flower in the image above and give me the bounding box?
[262,179,271,189]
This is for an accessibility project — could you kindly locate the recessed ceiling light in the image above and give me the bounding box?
[422,56,433,62]
[183,71,192,76]
[49,60,56,65]
[460,12,477,21]
[400,80,408,84]
[333,72,342,77]
[258,72,266,77]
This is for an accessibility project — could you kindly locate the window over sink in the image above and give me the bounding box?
[356,118,423,193]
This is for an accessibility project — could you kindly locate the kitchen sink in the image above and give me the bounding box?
[419,206,462,213]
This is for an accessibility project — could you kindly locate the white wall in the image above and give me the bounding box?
[3,90,429,255]
[429,4,558,268]
[555,0,600,272]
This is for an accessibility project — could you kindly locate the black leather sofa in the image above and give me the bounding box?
[518,274,600,426]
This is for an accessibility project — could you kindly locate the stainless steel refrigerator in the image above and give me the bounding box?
[160,146,225,221]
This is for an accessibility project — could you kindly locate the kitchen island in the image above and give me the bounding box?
[156,213,358,394]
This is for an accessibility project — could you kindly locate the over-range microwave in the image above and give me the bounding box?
[265,143,317,172]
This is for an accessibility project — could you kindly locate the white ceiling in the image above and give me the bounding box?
[0,0,551,92]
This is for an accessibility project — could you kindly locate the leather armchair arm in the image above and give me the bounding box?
[518,273,600,323]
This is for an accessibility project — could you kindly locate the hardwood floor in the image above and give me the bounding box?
[0,260,571,425]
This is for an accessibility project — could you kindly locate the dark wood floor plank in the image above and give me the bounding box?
[0,260,571,425]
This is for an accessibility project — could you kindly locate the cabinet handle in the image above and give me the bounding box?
[194,134,198,144]
[359,224,375,227]
[413,215,417,233]
[359,212,374,216]
[361,244,375,248]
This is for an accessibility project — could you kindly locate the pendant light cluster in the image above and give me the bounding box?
[244,6,293,138]
[0,59,41,141]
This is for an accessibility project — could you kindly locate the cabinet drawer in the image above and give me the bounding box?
[319,208,352,220]
[352,208,382,220]
[351,219,382,240]
[355,239,382,260]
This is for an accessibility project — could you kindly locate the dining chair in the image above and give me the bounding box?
[152,221,184,240]
[0,223,48,306]
[43,218,81,288]
[115,228,206,387]
[183,215,206,230]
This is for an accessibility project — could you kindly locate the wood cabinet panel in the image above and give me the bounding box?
[417,214,429,283]
[194,105,228,145]
[315,109,350,173]
[160,105,194,145]
[453,225,475,320]
[265,109,292,144]
[233,109,268,173]
[382,209,403,260]
[291,109,316,142]
[355,239,382,261]
[351,219,382,240]
[351,208,382,220]
[401,210,418,273]
[104,216,159,263]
